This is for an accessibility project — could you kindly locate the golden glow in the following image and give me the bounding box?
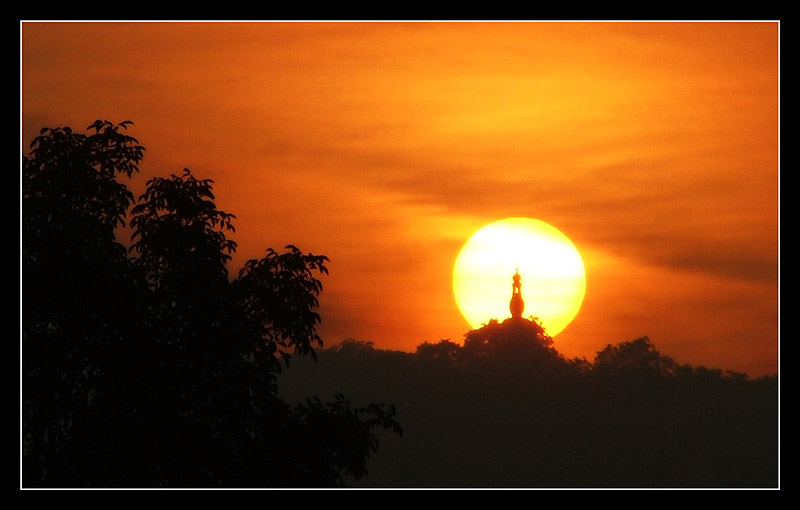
[21,22,778,376]
[452,218,586,336]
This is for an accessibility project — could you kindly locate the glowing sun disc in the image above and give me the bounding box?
[452,217,586,336]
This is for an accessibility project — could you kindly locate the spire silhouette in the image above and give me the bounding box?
[509,270,525,319]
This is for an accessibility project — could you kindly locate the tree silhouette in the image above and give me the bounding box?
[459,318,571,380]
[278,327,777,487]
[23,121,146,486]
[22,121,399,487]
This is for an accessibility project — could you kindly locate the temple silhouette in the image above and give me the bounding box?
[459,271,555,359]
[509,270,525,320]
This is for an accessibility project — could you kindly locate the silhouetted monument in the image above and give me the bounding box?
[509,270,525,319]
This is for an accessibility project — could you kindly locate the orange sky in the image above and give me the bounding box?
[21,21,779,376]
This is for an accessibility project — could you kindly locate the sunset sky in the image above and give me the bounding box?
[21,21,779,377]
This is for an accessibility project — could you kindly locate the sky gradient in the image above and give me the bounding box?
[21,21,779,376]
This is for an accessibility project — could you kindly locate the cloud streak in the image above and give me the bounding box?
[21,21,778,375]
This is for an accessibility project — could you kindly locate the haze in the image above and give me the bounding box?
[20,21,779,376]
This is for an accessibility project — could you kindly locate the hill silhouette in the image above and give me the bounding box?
[278,319,778,488]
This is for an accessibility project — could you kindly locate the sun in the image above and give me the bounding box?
[452,217,586,336]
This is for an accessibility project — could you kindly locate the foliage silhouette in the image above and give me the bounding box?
[22,121,399,487]
[462,317,561,364]
[594,336,679,377]
[278,322,778,488]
